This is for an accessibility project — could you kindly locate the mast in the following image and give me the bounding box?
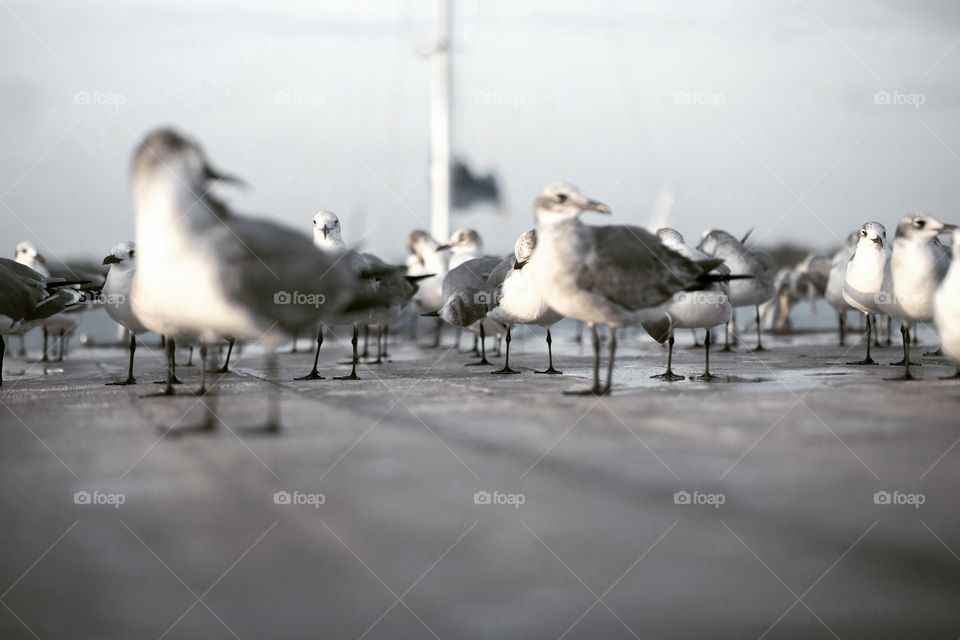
[429,0,451,242]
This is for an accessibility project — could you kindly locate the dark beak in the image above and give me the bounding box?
[103,255,121,265]
[204,164,246,187]
[321,225,331,239]
[436,244,451,251]
[513,259,528,270]
[587,200,611,214]
[938,223,958,234]
[871,237,882,245]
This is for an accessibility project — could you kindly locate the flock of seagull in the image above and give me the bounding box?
[1,126,959,429]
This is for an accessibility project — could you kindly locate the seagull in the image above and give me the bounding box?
[881,212,956,380]
[484,230,564,375]
[934,230,960,378]
[129,128,357,428]
[102,242,150,385]
[525,183,732,395]
[697,229,776,351]
[843,221,889,365]
[434,255,504,366]
[439,228,483,271]
[641,228,733,381]
[297,210,411,380]
[824,232,857,346]
[406,230,448,347]
[14,241,80,361]
[0,258,85,385]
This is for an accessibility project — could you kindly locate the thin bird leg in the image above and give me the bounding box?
[296,328,325,380]
[652,331,685,381]
[536,328,562,374]
[565,324,602,395]
[886,323,918,381]
[0,336,5,386]
[41,328,49,362]
[369,326,384,364]
[361,325,370,359]
[466,323,492,366]
[209,338,235,374]
[57,329,65,362]
[753,305,766,352]
[382,325,390,359]
[162,338,177,395]
[107,334,137,385]
[890,323,921,367]
[492,326,520,374]
[185,344,194,366]
[195,341,209,396]
[691,327,716,381]
[334,325,361,380]
[601,326,617,395]
[838,312,846,347]
[847,314,878,365]
[884,315,892,346]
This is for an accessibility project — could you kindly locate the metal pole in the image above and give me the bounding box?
[430,0,451,242]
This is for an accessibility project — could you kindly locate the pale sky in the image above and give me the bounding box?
[2,0,959,267]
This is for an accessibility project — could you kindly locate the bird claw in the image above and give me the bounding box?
[105,378,137,386]
[535,367,563,375]
[651,371,685,382]
[294,370,325,381]
[491,367,520,375]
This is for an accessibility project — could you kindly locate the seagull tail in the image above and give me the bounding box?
[641,314,672,344]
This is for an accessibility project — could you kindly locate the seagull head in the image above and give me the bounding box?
[132,128,244,199]
[696,229,739,255]
[533,183,610,226]
[856,221,887,250]
[103,241,136,268]
[15,241,39,261]
[407,229,441,259]
[312,210,345,250]
[438,229,482,256]
[656,227,685,249]
[513,229,537,267]
[895,211,957,243]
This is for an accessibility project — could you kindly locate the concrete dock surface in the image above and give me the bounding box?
[2,325,959,639]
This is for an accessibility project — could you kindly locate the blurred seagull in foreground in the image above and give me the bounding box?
[843,221,889,366]
[934,230,960,378]
[102,242,149,385]
[698,229,776,351]
[129,127,356,429]
[642,228,733,381]
[526,183,733,395]
[880,212,956,380]
[484,230,564,375]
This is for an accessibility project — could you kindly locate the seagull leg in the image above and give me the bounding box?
[0,336,5,386]
[334,325,361,380]
[536,328,563,374]
[924,346,943,357]
[565,324,603,395]
[722,315,732,352]
[691,327,717,381]
[838,312,846,347]
[651,331,685,381]
[847,314,878,365]
[492,326,520,374]
[361,325,370,359]
[41,328,49,362]
[600,326,617,395]
[193,341,210,396]
[382,325,391,360]
[466,324,492,366]
[146,337,179,396]
[884,315,892,346]
[184,344,194,367]
[887,324,919,380]
[296,328,325,380]
[752,305,766,352]
[57,329,65,362]
[369,326,384,364]
[209,338,235,374]
[890,323,921,367]
[106,334,138,385]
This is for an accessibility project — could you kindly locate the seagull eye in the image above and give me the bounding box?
[914,219,925,228]
[129,250,135,257]
[859,229,867,236]
[556,193,568,203]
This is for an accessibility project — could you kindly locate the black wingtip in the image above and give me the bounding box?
[740,229,753,245]
[420,311,441,317]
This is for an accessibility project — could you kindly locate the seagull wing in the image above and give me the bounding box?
[577,225,716,312]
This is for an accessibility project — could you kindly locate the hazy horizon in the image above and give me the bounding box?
[2,0,959,266]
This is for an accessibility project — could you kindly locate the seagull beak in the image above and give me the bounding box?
[321,225,331,239]
[937,223,958,234]
[436,244,451,251]
[586,199,611,214]
[103,255,121,265]
[204,164,246,187]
